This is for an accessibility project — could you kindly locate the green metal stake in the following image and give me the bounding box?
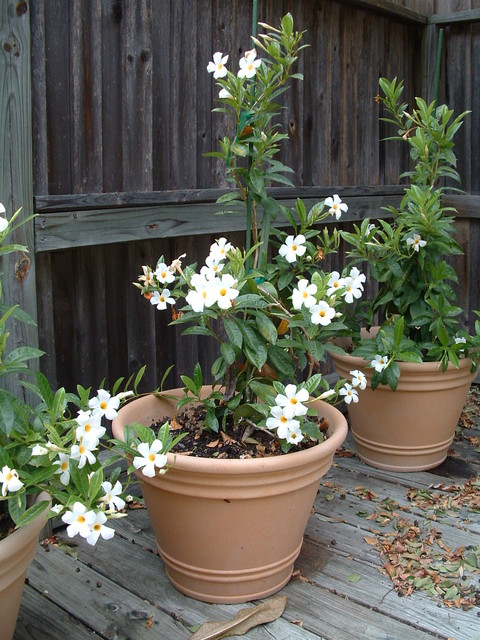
[433,27,444,105]
[245,0,259,268]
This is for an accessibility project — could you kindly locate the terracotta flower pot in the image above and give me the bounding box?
[331,350,475,472]
[0,492,50,640]
[112,388,347,603]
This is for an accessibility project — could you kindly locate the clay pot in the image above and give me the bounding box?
[112,388,347,603]
[331,350,475,472]
[0,492,50,640]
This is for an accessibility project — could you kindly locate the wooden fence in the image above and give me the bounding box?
[1,0,480,395]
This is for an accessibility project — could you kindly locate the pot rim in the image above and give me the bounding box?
[331,351,474,373]
[112,392,348,473]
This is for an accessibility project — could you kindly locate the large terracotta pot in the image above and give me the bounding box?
[0,492,50,640]
[112,387,347,603]
[331,350,475,472]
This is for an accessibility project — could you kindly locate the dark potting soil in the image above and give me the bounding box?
[157,404,330,459]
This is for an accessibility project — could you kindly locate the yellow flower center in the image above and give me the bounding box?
[292,244,297,251]
[290,398,298,405]
[302,292,308,299]
[5,472,12,482]
[280,416,288,423]
[100,401,108,410]
[219,288,227,297]
[93,524,101,532]
[77,515,85,524]
[61,462,68,471]
[320,310,326,317]
[85,424,91,432]
[148,453,156,462]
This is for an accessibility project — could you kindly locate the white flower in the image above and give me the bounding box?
[54,453,71,485]
[133,440,168,478]
[310,301,335,326]
[89,390,120,421]
[319,389,336,400]
[278,234,307,263]
[75,410,105,447]
[168,253,186,273]
[366,223,376,235]
[150,288,175,310]
[70,440,97,469]
[266,405,301,440]
[371,354,389,372]
[339,383,359,404]
[138,265,155,287]
[0,465,24,496]
[237,49,262,79]
[292,279,317,310]
[50,504,64,515]
[326,271,346,296]
[100,480,126,512]
[31,444,48,456]
[455,337,467,344]
[212,273,239,309]
[349,266,366,291]
[62,502,96,539]
[284,423,304,445]
[219,88,232,99]
[154,261,175,285]
[207,52,229,78]
[342,276,363,304]
[86,511,115,546]
[209,237,232,261]
[0,202,7,232]
[324,194,348,220]
[275,384,309,417]
[200,254,224,280]
[185,274,213,313]
[406,233,427,252]
[350,369,367,390]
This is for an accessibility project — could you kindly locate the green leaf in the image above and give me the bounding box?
[244,343,267,372]
[255,313,278,344]
[223,317,243,349]
[14,499,50,527]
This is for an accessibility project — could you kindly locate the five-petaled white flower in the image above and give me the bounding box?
[138,265,155,287]
[266,405,302,441]
[209,237,232,261]
[406,233,427,252]
[237,49,262,79]
[371,354,389,372]
[0,465,24,496]
[100,480,126,512]
[75,410,106,447]
[324,194,348,220]
[350,369,367,390]
[86,511,115,546]
[201,254,225,280]
[133,440,168,478]
[292,279,317,310]
[279,234,307,263]
[207,52,229,78]
[342,276,363,304]
[70,440,97,469]
[62,502,96,539]
[326,271,346,297]
[213,273,239,309]
[54,453,71,486]
[185,273,215,313]
[310,301,335,326]
[154,261,175,285]
[339,383,359,404]
[349,266,366,291]
[150,288,175,310]
[89,390,120,421]
[274,384,309,417]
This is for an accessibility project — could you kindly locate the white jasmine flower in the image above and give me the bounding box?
[138,265,155,287]
[54,453,71,486]
[342,276,363,304]
[349,266,366,290]
[339,383,359,404]
[454,337,467,344]
[50,504,64,515]
[89,389,120,421]
[284,423,304,445]
[168,253,186,273]
[324,194,348,220]
[70,440,97,469]
[154,261,175,284]
[207,52,229,78]
[406,233,427,252]
[278,234,307,263]
[326,271,346,296]
[237,49,262,79]
[86,511,115,546]
[133,440,168,478]
[209,237,232,261]
[200,253,225,280]
[292,279,317,310]
[0,465,24,496]
[219,88,232,99]
[350,369,367,390]
[310,301,335,326]
[75,410,105,447]
[213,273,239,309]
[150,288,175,310]
[371,354,389,372]
[115,391,134,401]
[366,223,376,235]
[266,405,301,440]
[45,441,62,452]
[275,384,309,417]
[100,480,126,512]
[31,444,48,456]
[62,502,96,539]
[319,389,336,400]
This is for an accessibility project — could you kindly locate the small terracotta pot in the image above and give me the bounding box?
[112,388,347,603]
[331,350,475,472]
[0,492,50,640]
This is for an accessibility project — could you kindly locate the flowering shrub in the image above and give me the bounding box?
[134,14,366,452]
[0,205,182,545]
[340,77,480,389]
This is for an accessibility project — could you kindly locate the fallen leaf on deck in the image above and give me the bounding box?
[189,595,287,640]
[347,573,362,582]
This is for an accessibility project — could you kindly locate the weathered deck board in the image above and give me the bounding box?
[14,394,480,640]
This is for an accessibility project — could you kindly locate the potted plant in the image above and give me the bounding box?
[112,14,364,603]
[0,205,175,640]
[330,77,480,472]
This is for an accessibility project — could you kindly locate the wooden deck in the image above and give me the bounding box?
[14,388,480,640]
